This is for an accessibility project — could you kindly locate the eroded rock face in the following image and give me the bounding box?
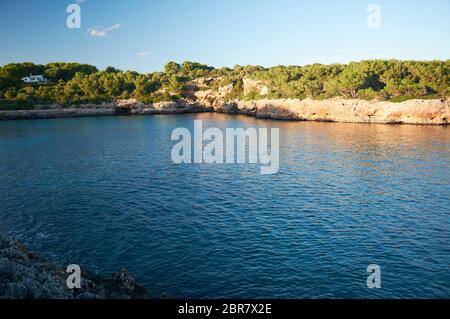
[116,98,145,109]
[0,97,449,125]
[0,235,148,299]
[242,78,268,97]
[192,85,449,124]
[235,98,450,124]
[0,108,116,120]
[194,88,230,110]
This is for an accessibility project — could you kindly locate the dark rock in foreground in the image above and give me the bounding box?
[0,235,148,299]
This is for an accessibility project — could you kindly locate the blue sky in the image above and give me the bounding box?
[0,0,449,72]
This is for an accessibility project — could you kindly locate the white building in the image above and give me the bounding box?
[21,74,48,84]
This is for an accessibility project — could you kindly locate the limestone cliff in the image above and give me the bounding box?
[233,98,450,125]
[191,79,449,125]
[0,95,449,125]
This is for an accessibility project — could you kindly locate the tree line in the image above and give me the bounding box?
[0,60,449,109]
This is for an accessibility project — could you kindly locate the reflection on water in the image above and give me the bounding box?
[0,113,449,298]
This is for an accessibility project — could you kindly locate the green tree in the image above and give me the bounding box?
[164,62,181,75]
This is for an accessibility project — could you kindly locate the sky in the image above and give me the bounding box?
[0,0,449,73]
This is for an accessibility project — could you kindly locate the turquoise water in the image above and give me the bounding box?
[0,113,449,298]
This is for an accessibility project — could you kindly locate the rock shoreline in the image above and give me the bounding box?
[0,98,449,125]
[0,235,148,299]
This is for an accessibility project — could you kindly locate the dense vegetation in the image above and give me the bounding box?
[0,60,449,109]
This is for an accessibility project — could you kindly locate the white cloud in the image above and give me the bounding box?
[104,23,123,32]
[89,23,123,38]
[90,29,106,37]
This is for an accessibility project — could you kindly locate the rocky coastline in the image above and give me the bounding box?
[0,235,148,299]
[0,97,449,125]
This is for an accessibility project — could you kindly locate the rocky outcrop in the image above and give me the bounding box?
[128,100,213,115]
[0,108,116,121]
[192,83,449,124]
[194,88,231,111]
[242,78,269,96]
[0,97,449,125]
[0,235,148,299]
[0,99,212,121]
[233,98,450,124]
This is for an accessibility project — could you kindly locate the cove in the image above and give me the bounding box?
[0,113,448,298]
